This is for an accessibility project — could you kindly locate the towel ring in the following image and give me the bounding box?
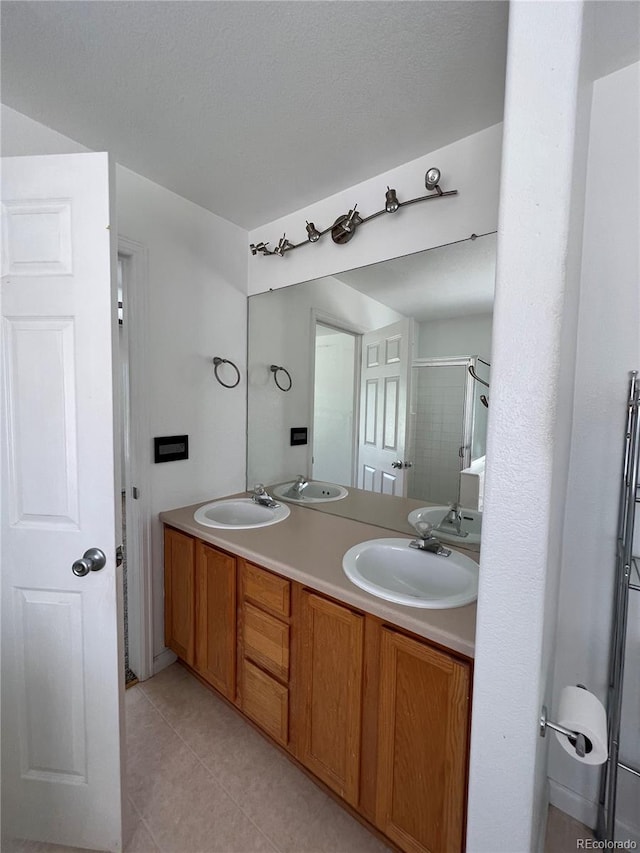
[270,364,292,392]
[213,357,241,389]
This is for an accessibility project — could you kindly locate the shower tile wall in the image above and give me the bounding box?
[408,366,466,504]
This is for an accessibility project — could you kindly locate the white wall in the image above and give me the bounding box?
[247,276,402,486]
[417,313,493,360]
[1,105,249,665]
[549,61,640,842]
[466,3,591,851]
[115,167,247,662]
[248,124,503,296]
[313,330,356,486]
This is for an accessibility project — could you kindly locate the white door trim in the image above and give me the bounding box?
[117,235,153,682]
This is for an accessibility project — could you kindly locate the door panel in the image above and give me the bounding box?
[5,318,79,526]
[1,153,123,851]
[357,319,412,495]
[380,471,398,495]
[377,628,470,853]
[15,588,87,783]
[299,591,364,806]
[195,542,236,699]
[164,527,195,666]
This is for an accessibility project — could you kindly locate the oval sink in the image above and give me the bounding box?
[407,506,482,547]
[342,538,478,609]
[272,481,348,504]
[194,498,290,530]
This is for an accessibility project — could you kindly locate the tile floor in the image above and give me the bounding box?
[4,662,595,853]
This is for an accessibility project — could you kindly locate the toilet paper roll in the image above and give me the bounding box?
[555,686,608,765]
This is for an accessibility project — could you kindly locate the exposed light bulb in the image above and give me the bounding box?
[306,221,321,242]
[385,187,399,213]
[342,206,361,233]
[425,167,441,191]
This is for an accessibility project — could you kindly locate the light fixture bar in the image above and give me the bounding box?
[249,168,458,257]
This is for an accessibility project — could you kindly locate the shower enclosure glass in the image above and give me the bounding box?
[406,357,481,505]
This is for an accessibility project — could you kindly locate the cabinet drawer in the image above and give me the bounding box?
[243,602,289,682]
[242,659,289,746]
[243,562,290,619]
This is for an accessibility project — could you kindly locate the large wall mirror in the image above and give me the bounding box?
[247,232,496,535]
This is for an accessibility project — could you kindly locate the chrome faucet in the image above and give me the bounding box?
[251,484,280,508]
[285,474,309,498]
[434,502,468,538]
[408,520,452,557]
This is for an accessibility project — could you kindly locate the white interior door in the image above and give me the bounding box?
[1,153,124,850]
[357,319,413,496]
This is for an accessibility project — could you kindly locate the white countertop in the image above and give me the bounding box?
[160,494,477,659]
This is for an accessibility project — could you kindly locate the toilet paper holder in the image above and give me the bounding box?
[539,684,592,759]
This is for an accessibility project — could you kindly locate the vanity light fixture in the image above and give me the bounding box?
[305,221,321,242]
[385,187,400,213]
[248,167,458,257]
[425,167,442,192]
[273,235,296,256]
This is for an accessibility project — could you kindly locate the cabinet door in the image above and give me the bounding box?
[164,527,195,666]
[377,629,470,853]
[195,542,236,701]
[299,591,364,806]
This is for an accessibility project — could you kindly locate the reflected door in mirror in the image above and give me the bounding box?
[358,319,412,497]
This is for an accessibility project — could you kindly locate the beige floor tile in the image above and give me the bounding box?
[126,696,206,812]
[134,663,202,722]
[251,780,391,853]
[167,693,285,799]
[135,754,277,853]
[544,804,594,852]
[123,796,161,853]
[0,842,96,853]
[140,665,389,851]
[123,810,161,853]
[149,672,388,852]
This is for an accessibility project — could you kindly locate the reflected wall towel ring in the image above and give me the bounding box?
[213,357,241,388]
[270,364,292,392]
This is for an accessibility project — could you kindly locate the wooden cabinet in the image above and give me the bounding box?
[195,541,236,700]
[163,525,472,853]
[239,561,291,747]
[164,527,195,666]
[243,561,290,619]
[298,590,364,807]
[243,602,290,681]
[241,659,289,744]
[376,628,470,853]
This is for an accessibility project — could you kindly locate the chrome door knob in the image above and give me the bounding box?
[72,548,107,577]
[391,460,403,469]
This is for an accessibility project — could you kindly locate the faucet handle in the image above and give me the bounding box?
[411,519,435,539]
[253,483,266,495]
[295,474,308,484]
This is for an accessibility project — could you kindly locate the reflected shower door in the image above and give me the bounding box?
[407,361,471,505]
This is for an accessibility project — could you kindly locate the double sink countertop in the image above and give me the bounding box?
[160,492,478,659]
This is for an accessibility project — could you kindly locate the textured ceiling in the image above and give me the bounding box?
[334,233,496,321]
[1,0,509,228]
[2,2,637,230]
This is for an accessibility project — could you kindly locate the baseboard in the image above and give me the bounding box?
[153,647,177,675]
[548,779,598,828]
[615,817,640,848]
[549,779,640,845]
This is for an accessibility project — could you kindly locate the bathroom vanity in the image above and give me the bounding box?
[160,498,477,853]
